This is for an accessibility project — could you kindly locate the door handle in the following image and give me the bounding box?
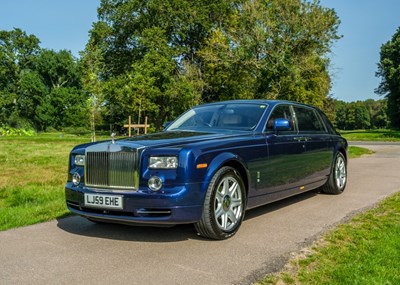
[293,137,312,142]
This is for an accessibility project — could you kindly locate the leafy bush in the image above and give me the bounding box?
[0,126,36,136]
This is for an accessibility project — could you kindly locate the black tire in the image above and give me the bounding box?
[320,152,347,195]
[195,166,246,240]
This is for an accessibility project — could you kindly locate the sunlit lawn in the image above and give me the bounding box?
[0,133,104,230]
[348,145,374,158]
[341,129,400,141]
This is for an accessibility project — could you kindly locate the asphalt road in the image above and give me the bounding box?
[1,143,399,285]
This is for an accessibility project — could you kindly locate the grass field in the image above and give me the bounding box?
[0,134,96,230]
[341,129,400,141]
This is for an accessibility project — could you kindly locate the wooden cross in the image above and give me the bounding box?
[124,116,149,136]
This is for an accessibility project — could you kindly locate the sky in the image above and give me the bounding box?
[321,0,400,102]
[0,0,99,56]
[0,0,399,102]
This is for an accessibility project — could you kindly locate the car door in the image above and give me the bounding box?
[254,104,308,197]
[292,105,332,185]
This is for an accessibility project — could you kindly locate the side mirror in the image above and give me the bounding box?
[273,118,291,132]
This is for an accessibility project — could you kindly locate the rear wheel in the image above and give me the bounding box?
[320,152,347,194]
[195,166,246,240]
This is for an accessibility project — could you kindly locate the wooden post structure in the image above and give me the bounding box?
[124,116,149,136]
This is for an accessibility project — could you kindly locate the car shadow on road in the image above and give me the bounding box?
[57,191,318,243]
[57,216,199,242]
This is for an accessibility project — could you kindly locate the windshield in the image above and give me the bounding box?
[166,103,267,131]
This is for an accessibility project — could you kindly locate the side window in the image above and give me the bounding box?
[266,105,295,132]
[319,111,336,134]
[293,106,326,133]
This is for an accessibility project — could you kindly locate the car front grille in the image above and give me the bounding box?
[85,151,138,190]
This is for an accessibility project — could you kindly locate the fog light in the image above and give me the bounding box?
[148,176,162,191]
[72,172,81,186]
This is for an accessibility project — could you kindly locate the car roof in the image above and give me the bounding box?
[193,99,314,109]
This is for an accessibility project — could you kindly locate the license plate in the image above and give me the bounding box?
[84,193,123,210]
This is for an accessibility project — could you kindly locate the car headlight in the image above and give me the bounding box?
[74,154,85,166]
[149,156,178,169]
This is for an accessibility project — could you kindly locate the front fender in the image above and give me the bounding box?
[202,152,250,193]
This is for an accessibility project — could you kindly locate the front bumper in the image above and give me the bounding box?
[65,182,205,225]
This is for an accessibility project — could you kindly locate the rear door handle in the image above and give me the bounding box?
[293,137,312,142]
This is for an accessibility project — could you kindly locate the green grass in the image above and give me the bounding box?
[341,129,400,141]
[348,146,375,159]
[0,133,106,230]
[257,192,400,285]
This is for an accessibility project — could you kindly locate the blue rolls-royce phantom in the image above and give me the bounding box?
[65,100,348,239]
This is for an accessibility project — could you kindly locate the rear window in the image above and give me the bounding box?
[293,106,326,133]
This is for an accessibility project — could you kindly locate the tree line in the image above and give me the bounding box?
[0,29,88,131]
[335,99,388,130]
[1,0,399,135]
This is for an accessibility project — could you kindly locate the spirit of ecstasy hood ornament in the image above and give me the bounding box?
[111,132,116,144]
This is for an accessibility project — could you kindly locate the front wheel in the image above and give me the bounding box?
[195,166,246,240]
[320,152,347,194]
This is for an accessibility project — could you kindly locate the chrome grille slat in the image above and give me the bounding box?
[85,150,137,190]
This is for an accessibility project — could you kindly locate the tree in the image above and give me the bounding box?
[335,100,347,129]
[85,0,340,130]
[364,99,388,129]
[376,27,400,128]
[80,23,108,141]
[334,99,388,130]
[17,70,48,126]
[0,28,41,127]
[200,0,339,113]
[123,27,202,129]
[85,0,231,130]
[352,101,370,129]
[0,28,89,131]
[84,0,221,130]
[35,49,89,130]
[15,49,89,131]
